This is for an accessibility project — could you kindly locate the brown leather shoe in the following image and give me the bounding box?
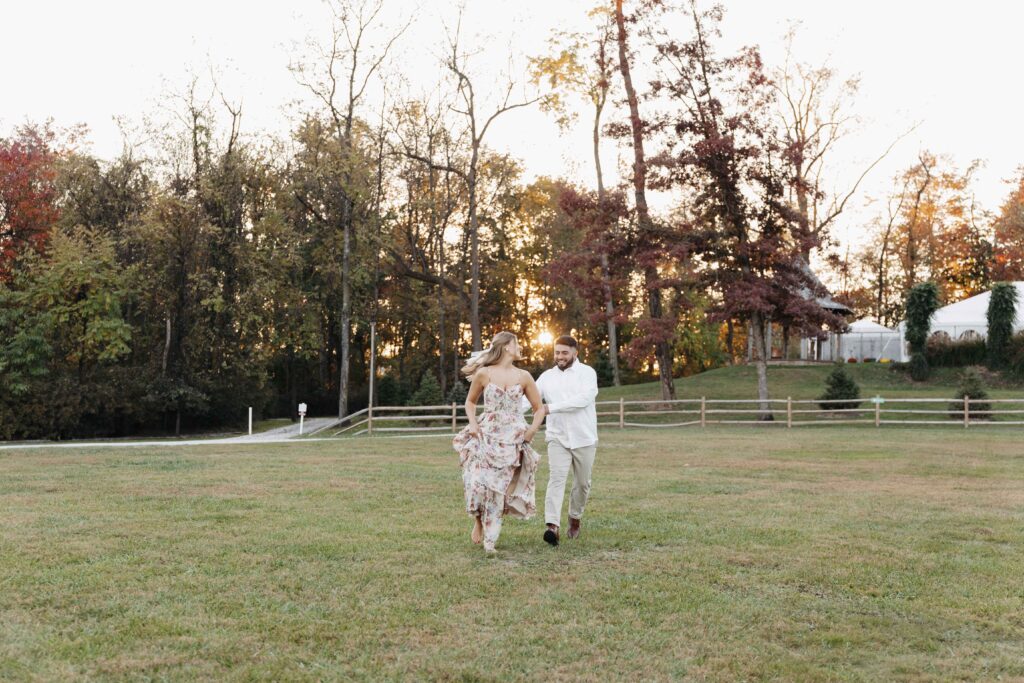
[543,523,559,546]
[568,517,581,539]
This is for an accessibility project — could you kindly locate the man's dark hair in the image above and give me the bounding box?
[554,335,578,348]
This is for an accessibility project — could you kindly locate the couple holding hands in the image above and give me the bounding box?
[453,331,599,554]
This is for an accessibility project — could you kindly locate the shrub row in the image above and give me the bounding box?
[925,338,987,367]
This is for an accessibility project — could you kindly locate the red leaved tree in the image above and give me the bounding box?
[545,186,634,363]
[0,125,61,281]
[648,2,843,419]
[611,0,685,400]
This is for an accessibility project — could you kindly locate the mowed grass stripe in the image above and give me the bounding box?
[2,429,1023,681]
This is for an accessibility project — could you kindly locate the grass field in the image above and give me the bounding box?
[596,363,1024,402]
[3,429,1023,681]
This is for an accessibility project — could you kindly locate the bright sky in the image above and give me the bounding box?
[4,1,1023,261]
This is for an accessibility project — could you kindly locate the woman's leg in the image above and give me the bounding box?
[481,490,504,552]
[471,514,483,544]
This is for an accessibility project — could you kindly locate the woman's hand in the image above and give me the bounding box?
[467,422,481,438]
[523,427,537,444]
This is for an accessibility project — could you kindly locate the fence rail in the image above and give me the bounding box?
[314,395,1024,437]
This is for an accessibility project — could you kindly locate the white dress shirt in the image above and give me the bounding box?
[530,361,599,450]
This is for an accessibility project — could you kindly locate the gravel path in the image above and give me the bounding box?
[0,417,341,451]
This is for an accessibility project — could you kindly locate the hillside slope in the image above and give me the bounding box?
[595,363,1024,402]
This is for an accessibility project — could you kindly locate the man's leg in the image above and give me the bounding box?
[544,441,572,543]
[567,445,597,537]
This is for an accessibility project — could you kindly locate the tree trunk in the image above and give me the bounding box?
[162,315,171,373]
[338,203,352,419]
[726,319,735,363]
[600,253,621,386]
[336,98,357,419]
[615,0,674,399]
[438,286,447,396]
[594,99,620,386]
[796,180,813,261]
[437,271,446,398]
[288,345,297,421]
[750,312,774,420]
[877,241,888,324]
[430,149,448,397]
[468,146,482,350]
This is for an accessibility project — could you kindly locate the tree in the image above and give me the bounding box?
[0,125,62,281]
[543,186,632,378]
[773,28,909,263]
[645,1,842,419]
[530,8,624,384]
[986,282,1018,369]
[612,0,678,400]
[389,95,470,393]
[291,0,408,417]
[904,282,941,381]
[0,226,134,439]
[410,371,444,406]
[949,368,991,421]
[415,14,546,352]
[445,378,468,406]
[898,153,935,293]
[860,154,991,325]
[991,169,1024,281]
[817,364,862,412]
[867,174,911,325]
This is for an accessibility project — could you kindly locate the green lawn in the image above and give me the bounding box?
[2,430,1023,681]
[597,363,1024,402]
[363,365,1024,432]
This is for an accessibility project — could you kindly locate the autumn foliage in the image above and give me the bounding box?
[0,125,61,280]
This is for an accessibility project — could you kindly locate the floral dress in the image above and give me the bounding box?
[453,383,540,551]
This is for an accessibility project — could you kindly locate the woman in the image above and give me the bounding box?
[453,331,546,554]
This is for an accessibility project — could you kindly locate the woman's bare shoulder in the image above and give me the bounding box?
[519,368,536,384]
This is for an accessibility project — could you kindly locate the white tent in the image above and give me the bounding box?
[839,318,902,362]
[895,282,1024,361]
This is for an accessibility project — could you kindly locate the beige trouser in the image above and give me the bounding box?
[544,441,597,527]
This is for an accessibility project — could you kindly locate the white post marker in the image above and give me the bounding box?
[298,402,308,435]
[248,407,253,435]
[871,395,884,427]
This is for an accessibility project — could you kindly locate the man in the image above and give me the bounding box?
[531,335,599,546]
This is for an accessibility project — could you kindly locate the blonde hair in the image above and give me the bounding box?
[461,331,521,376]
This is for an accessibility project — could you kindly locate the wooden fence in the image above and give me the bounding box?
[308,396,1024,438]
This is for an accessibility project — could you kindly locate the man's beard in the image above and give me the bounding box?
[555,357,575,370]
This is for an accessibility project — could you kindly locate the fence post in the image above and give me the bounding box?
[786,397,792,428]
[875,396,881,428]
[964,395,969,428]
[618,398,625,429]
[700,396,706,428]
[452,402,457,433]
[367,405,374,436]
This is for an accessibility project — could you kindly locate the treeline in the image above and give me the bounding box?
[843,154,1024,325]
[2,1,1024,439]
